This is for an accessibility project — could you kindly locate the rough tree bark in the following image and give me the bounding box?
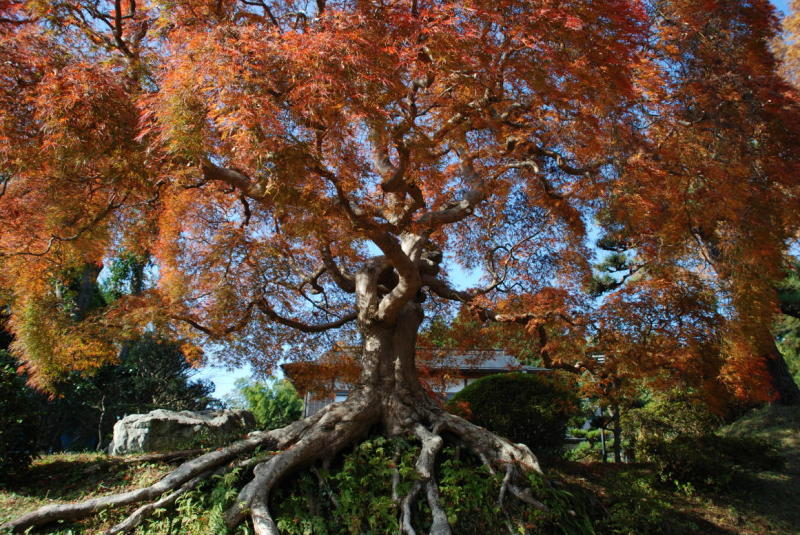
[761,334,800,406]
[611,404,622,464]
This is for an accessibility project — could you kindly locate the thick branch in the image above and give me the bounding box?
[474,307,575,326]
[173,301,256,337]
[372,136,410,194]
[321,245,356,293]
[416,158,485,228]
[373,233,422,322]
[241,0,282,30]
[112,0,134,57]
[201,160,265,199]
[530,145,607,177]
[300,264,326,295]
[422,274,500,303]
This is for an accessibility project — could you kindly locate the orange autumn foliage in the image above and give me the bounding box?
[0,0,797,406]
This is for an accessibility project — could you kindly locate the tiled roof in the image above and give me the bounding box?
[422,349,548,372]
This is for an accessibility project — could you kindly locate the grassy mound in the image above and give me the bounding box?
[0,452,176,534]
[719,404,800,473]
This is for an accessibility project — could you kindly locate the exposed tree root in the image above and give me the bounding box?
[398,423,447,535]
[225,392,380,535]
[415,424,451,535]
[311,466,340,509]
[400,480,422,535]
[434,409,542,475]
[434,407,550,512]
[116,449,206,465]
[498,464,513,505]
[0,414,318,533]
[2,392,553,535]
[106,469,215,534]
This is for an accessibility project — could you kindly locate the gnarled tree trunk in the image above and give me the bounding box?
[760,330,800,406]
[2,262,545,535]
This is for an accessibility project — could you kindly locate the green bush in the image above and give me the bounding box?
[447,372,581,462]
[226,378,303,430]
[623,394,717,445]
[621,394,784,490]
[0,350,38,482]
[638,434,784,490]
[596,468,700,535]
[621,393,720,463]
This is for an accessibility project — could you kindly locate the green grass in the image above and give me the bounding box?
[0,452,174,534]
[557,460,799,535]
[720,404,800,473]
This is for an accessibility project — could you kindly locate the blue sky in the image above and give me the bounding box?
[196,0,795,400]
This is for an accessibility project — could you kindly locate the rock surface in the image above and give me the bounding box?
[108,409,256,455]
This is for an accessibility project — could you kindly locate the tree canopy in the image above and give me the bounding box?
[1,0,798,402]
[2,1,800,532]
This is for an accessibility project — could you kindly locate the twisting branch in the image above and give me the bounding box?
[371,124,410,194]
[256,299,357,333]
[201,159,266,200]
[302,264,326,295]
[471,304,577,327]
[416,157,486,228]
[371,232,421,322]
[112,0,134,57]
[321,244,356,293]
[0,194,124,258]
[506,160,565,200]
[239,195,252,228]
[241,0,282,30]
[422,274,500,303]
[533,324,590,375]
[0,15,36,24]
[531,145,609,177]
[314,165,386,232]
[174,301,257,337]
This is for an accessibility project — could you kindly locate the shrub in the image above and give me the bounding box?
[596,468,700,535]
[116,434,597,535]
[638,434,784,490]
[447,372,581,463]
[620,393,784,489]
[0,350,38,482]
[226,378,303,430]
[621,393,720,463]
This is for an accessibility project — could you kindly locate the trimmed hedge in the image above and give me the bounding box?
[447,372,580,462]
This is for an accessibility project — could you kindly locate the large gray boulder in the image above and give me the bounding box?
[108,409,256,455]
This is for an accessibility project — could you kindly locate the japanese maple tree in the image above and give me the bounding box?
[2,0,799,533]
